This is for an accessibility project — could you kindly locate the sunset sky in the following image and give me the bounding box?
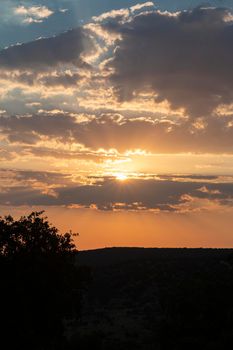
[0,0,233,249]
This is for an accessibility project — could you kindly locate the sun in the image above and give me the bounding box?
[115,173,128,181]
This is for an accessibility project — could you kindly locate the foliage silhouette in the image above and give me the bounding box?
[0,211,89,350]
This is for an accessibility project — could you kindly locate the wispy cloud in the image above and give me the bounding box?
[14,5,54,24]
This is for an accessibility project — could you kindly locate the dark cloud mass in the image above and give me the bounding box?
[105,7,233,116]
[40,72,82,87]
[0,170,232,211]
[1,113,233,153]
[0,27,91,70]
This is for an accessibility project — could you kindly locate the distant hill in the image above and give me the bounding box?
[78,247,233,266]
[69,248,233,350]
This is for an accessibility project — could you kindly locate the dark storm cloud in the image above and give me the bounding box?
[105,7,233,116]
[0,27,91,70]
[0,172,233,211]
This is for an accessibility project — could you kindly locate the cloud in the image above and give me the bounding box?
[24,146,123,163]
[103,6,233,116]
[0,168,72,187]
[1,112,233,154]
[39,72,82,87]
[0,114,74,143]
[1,5,233,160]
[0,27,92,70]
[2,5,233,120]
[130,2,155,12]
[92,8,130,23]
[0,168,76,198]
[0,1,65,29]
[0,171,232,211]
[0,148,15,161]
[14,5,54,24]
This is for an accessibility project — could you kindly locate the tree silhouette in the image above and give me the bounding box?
[0,211,89,350]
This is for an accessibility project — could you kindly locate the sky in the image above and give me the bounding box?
[0,0,233,249]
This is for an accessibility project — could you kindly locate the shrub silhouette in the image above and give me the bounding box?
[0,211,88,350]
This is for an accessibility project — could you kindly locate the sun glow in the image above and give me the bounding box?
[116,173,128,181]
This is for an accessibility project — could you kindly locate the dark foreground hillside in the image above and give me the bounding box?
[68,248,233,350]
